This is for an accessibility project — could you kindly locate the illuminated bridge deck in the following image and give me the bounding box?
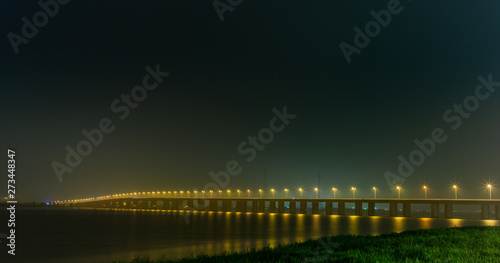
[65,198,500,220]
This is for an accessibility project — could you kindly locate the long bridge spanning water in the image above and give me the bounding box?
[63,198,500,220]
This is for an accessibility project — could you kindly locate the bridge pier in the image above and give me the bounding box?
[278,201,284,213]
[258,200,266,213]
[431,203,439,218]
[368,202,375,216]
[186,199,193,210]
[312,201,319,214]
[403,203,411,217]
[445,204,453,218]
[325,201,333,215]
[236,200,247,212]
[390,202,398,217]
[338,201,345,215]
[269,201,276,213]
[252,200,258,213]
[300,201,307,214]
[482,204,490,219]
[209,200,218,212]
[222,200,231,212]
[355,202,362,216]
[290,201,296,214]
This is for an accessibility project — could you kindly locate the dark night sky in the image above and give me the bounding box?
[2,1,500,202]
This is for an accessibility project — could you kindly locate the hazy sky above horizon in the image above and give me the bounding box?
[2,0,500,202]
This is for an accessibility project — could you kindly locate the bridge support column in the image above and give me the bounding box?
[269,201,276,213]
[197,199,206,211]
[403,203,411,217]
[222,200,231,212]
[312,201,319,214]
[390,203,398,217]
[259,200,266,213]
[496,205,500,220]
[445,204,453,218]
[431,203,439,218]
[186,199,194,209]
[481,204,490,219]
[355,202,362,216]
[325,201,333,215]
[300,201,307,214]
[368,202,375,216]
[338,201,345,215]
[278,201,284,213]
[236,200,247,212]
[290,201,296,214]
[209,200,218,212]
[252,200,258,213]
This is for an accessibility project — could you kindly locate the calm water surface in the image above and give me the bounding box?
[3,207,500,263]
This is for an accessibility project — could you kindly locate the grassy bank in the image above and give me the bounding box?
[112,226,500,262]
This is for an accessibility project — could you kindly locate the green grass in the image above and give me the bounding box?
[110,226,500,263]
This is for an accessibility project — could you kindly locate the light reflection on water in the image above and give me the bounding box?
[10,207,500,263]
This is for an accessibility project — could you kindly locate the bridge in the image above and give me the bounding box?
[62,198,500,220]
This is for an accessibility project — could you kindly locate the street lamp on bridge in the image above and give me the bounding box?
[453,185,458,199]
[314,187,319,198]
[332,188,337,198]
[271,189,275,198]
[227,189,231,198]
[299,188,303,198]
[423,186,428,199]
[237,189,241,198]
[396,186,401,199]
[247,189,251,198]
[259,189,263,198]
[351,187,356,198]
[373,187,377,198]
[284,189,289,198]
[487,184,492,200]
[210,190,213,198]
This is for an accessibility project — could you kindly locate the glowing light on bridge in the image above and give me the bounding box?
[351,187,356,198]
[298,188,303,198]
[423,186,428,199]
[487,184,492,199]
[271,189,275,198]
[332,187,337,198]
[453,185,458,199]
[284,189,289,198]
[373,187,377,199]
[396,186,401,199]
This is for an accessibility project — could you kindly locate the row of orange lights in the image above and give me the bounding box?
[55,184,494,204]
